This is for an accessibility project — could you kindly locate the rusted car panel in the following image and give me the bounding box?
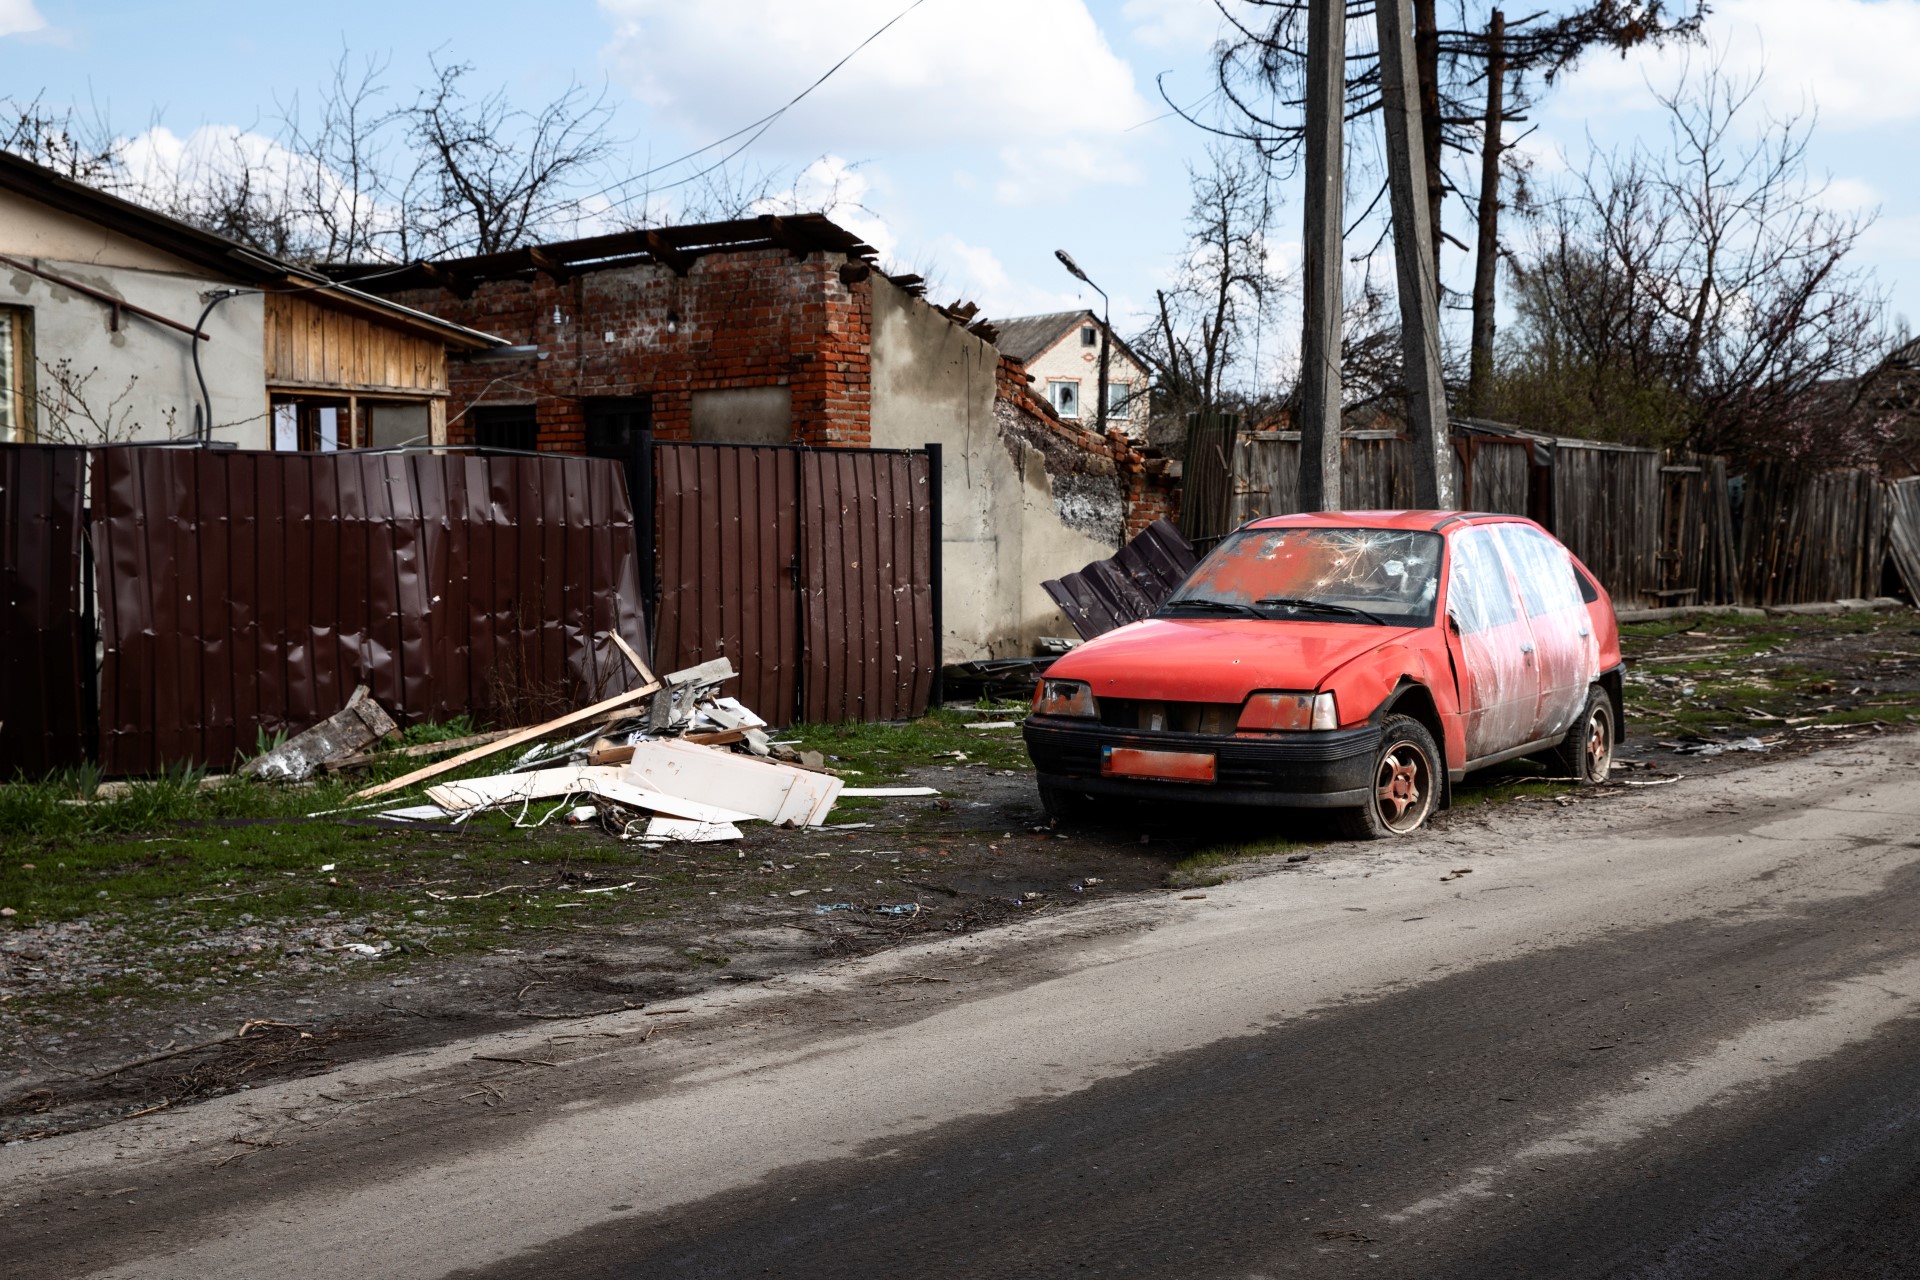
[92,448,650,775]
[1025,510,1624,836]
[0,444,92,776]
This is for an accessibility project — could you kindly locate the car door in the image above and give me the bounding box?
[1443,524,1541,761]
[1494,522,1599,742]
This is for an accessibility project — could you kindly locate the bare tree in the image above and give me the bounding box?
[1134,146,1285,422]
[1494,57,1896,466]
[32,359,179,444]
[0,94,122,182]
[402,56,619,257]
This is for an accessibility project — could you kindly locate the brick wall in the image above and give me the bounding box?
[995,354,1179,538]
[388,247,872,450]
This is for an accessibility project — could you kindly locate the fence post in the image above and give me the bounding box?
[925,441,944,710]
[634,427,657,656]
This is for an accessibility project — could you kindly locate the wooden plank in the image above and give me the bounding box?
[350,674,662,800]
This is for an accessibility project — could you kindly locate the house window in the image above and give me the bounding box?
[1106,381,1131,421]
[0,307,33,443]
[1080,325,1097,347]
[270,396,351,452]
[1047,380,1081,420]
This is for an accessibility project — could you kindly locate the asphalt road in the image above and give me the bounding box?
[10,733,1920,1280]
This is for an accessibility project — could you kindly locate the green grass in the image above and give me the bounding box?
[784,704,1034,781]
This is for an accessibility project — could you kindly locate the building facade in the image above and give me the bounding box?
[994,310,1151,442]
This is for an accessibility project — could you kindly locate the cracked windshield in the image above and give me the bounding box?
[1161,527,1442,625]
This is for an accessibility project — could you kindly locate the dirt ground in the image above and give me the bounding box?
[4,606,1917,1143]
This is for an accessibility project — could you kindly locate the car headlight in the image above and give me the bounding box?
[1033,678,1098,718]
[1239,690,1339,731]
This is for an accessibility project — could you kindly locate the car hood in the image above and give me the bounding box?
[1045,616,1419,703]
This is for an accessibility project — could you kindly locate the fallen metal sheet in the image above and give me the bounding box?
[839,786,940,798]
[378,804,454,822]
[424,766,757,825]
[1042,518,1199,641]
[620,739,842,826]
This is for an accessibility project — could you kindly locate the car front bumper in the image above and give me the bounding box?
[1023,716,1381,808]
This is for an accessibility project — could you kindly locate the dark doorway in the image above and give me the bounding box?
[584,395,656,633]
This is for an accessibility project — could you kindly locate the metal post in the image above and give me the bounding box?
[634,427,658,656]
[1377,0,1459,509]
[1299,0,1346,511]
[924,441,944,710]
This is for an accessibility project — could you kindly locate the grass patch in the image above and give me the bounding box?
[785,705,1033,781]
[1167,837,1306,889]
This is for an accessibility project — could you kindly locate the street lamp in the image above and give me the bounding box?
[1054,249,1110,437]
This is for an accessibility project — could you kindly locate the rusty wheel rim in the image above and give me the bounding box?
[1585,705,1614,781]
[1374,740,1432,833]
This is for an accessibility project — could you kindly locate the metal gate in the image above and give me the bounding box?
[650,442,940,727]
[0,444,93,776]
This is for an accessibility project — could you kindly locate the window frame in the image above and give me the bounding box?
[1046,379,1081,420]
[1080,325,1098,347]
[0,305,35,443]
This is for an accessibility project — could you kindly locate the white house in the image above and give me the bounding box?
[994,309,1150,440]
[0,150,503,449]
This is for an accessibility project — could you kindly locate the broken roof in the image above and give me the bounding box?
[0,149,506,351]
[328,212,924,298]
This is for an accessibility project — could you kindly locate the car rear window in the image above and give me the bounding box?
[1163,527,1443,626]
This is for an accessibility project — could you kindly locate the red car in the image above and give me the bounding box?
[1024,511,1624,838]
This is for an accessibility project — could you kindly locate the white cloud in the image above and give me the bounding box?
[753,154,899,264]
[0,0,45,38]
[1558,0,1920,128]
[924,235,1086,318]
[601,0,1152,200]
[1122,0,1223,50]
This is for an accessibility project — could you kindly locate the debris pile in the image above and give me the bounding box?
[258,639,851,842]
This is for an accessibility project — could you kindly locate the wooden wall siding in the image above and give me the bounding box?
[1890,478,1920,604]
[1229,432,1450,526]
[1737,464,1886,607]
[264,293,448,395]
[1464,440,1532,516]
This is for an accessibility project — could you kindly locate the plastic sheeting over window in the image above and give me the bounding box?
[1445,525,1536,760]
[1167,527,1442,626]
[1494,522,1598,741]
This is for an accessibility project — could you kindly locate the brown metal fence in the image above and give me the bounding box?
[1,444,93,777]
[651,442,938,728]
[92,448,649,774]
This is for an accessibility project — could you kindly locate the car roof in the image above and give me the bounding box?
[1242,510,1537,533]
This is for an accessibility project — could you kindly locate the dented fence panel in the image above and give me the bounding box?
[92,448,648,775]
[0,444,92,776]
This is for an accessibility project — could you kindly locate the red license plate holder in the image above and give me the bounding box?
[1102,746,1217,783]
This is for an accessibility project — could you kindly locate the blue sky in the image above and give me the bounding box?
[4,0,1917,388]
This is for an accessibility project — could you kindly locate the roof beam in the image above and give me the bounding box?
[641,230,694,277]
[527,246,572,284]
[419,261,476,300]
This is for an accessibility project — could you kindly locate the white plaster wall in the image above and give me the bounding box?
[0,255,266,447]
[869,278,1119,662]
[1018,320,1149,440]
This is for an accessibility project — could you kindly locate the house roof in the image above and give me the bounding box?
[994,308,1148,373]
[327,213,928,298]
[0,149,506,350]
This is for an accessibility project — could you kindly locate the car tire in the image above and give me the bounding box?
[1038,778,1093,824]
[1337,714,1441,840]
[1552,687,1615,784]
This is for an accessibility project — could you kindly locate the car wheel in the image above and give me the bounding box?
[1338,715,1440,840]
[1038,778,1093,824]
[1552,687,1614,784]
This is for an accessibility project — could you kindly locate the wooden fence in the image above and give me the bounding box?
[1201,424,1910,609]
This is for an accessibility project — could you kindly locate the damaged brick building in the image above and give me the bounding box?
[336,213,1178,658]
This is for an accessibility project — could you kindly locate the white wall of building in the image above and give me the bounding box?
[869,279,1120,661]
[1018,318,1148,441]
[0,188,268,447]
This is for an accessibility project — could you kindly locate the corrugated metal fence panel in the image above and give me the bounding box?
[651,443,800,725]
[93,448,647,774]
[0,444,91,776]
[1042,518,1198,641]
[800,449,935,723]
[1551,442,1664,604]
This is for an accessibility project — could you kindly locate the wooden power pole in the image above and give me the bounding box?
[1297,0,1345,511]
[1465,8,1506,418]
[1376,0,1458,508]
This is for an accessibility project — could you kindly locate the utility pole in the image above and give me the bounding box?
[1297,0,1345,512]
[1465,8,1506,418]
[1054,249,1111,437]
[1376,0,1458,508]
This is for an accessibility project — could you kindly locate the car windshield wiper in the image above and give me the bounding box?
[1158,597,1265,618]
[1255,596,1389,626]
